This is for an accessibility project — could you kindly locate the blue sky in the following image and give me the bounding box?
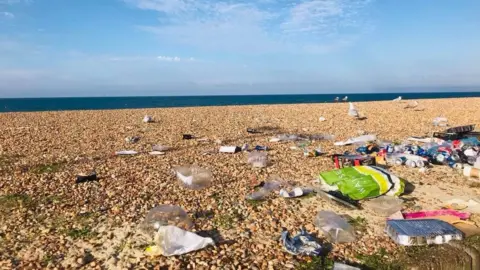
[1,0,480,97]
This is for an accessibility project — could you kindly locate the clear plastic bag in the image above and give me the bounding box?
[141,205,193,234]
[247,152,268,168]
[246,180,282,200]
[173,165,213,190]
[314,211,355,243]
[363,196,403,216]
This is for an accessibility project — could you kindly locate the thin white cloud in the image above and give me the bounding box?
[104,55,195,62]
[157,55,194,62]
[1,11,14,19]
[0,0,31,4]
[126,0,372,54]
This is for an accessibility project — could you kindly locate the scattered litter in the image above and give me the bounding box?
[443,198,480,213]
[319,117,326,122]
[247,152,268,168]
[404,101,418,109]
[219,146,241,153]
[246,180,282,200]
[183,134,194,140]
[143,115,154,123]
[303,148,322,157]
[173,165,213,190]
[402,210,470,220]
[141,205,193,233]
[407,136,435,143]
[433,117,448,127]
[152,145,171,152]
[125,136,140,143]
[385,219,463,246]
[147,225,214,256]
[363,196,404,217]
[247,128,261,134]
[241,144,249,151]
[348,102,359,118]
[314,210,355,243]
[331,154,376,169]
[280,228,324,256]
[317,166,407,200]
[334,134,376,146]
[333,262,361,270]
[149,151,165,155]
[279,187,312,198]
[75,171,97,184]
[317,190,361,209]
[464,166,480,179]
[254,145,268,151]
[115,150,138,155]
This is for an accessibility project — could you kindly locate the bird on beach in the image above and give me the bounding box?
[393,96,402,101]
[348,102,359,118]
[334,97,339,102]
[342,96,348,102]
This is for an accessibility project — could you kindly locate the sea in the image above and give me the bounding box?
[1,92,479,112]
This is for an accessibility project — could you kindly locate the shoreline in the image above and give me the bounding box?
[1,93,480,113]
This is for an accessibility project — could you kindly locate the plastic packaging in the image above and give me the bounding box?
[314,211,355,243]
[348,102,359,118]
[153,145,171,152]
[334,134,377,146]
[280,228,324,256]
[148,225,214,256]
[247,152,268,168]
[333,263,361,270]
[246,180,282,200]
[385,219,463,246]
[464,166,480,179]
[173,165,213,190]
[433,117,448,127]
[364,196,403,216]
[141,205,193,234]
[474,157,480,169]
[75,171,97,184]
[115,150,138,155]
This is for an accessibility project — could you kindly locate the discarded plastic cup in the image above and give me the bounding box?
[247,152,268,168]
[141,205,193,234]
[173,165,213,190]
[314,211,355,243]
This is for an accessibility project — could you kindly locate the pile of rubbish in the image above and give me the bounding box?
[330,125,480,177]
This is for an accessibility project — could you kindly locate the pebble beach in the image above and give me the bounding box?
[1,97,480,269]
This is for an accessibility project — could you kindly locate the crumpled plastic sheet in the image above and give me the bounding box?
[280,228,324,256]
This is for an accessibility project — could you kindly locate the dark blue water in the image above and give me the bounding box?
[1,92,479,112]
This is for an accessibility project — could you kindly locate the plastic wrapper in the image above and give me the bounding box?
[348,102,359,117]
[147,225,214,256]
[141,205,193,234]
[314,210,355,243]
[385,219,463,246]
[318,166,406,200]
[174,165,213,190]
[247,152,268,168]
[246,180,282,200]
[363,196,403,216]
[280,229,324,256]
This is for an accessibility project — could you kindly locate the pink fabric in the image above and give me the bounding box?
[403,210,470,220]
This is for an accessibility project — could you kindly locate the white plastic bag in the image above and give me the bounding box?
[151,226,214,256]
